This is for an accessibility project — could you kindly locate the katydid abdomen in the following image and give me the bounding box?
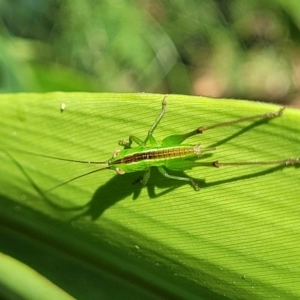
[109,144,210,173]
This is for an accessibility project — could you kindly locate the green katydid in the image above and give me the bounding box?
[6,97,300,191]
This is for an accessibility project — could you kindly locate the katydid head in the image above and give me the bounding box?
[108,149,124,173]
[112,150,121,158]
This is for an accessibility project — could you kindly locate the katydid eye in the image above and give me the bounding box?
[113,150,121,158]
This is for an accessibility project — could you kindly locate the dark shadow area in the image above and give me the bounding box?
[1,153,233,299]
[0,194,231,300]
[5,151,87,212]
[72,168,205,221]
[73,164,295,221]
[202,164,288,189]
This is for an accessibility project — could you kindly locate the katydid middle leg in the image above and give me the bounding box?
[119,97,167,148]
[144,96,167,145]
[157,166,200,190]
[132,168,151,186]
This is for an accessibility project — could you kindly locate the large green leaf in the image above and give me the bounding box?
[0,93,299,299]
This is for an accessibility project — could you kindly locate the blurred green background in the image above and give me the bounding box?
[1,0,300,107]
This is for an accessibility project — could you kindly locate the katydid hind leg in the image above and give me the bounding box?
[157,166,199,190]
[162,106,285,146]
[211,157,300,168]
[195,107,285,136]
[188,158,300,168]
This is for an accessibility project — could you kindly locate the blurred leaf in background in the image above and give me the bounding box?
[1,0,300,106]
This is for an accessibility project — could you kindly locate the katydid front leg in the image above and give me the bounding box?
[119,135,144,148]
